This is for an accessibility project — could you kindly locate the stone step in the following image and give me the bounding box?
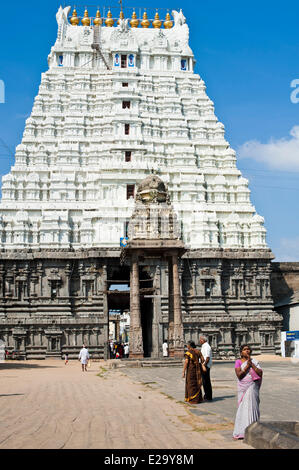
[106,358,184,369]
[46,353,62,358]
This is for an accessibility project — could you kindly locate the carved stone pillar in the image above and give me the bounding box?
[191,263,197,296]
[102,264,108,320]
[65,263,71,298]
[129,254,144,358]
[152,264,161,358]
[169,253,184,358]
[168,256,174,356]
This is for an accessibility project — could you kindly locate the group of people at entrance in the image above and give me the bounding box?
[182,338,263,440]
[183,336,213,404]
[109,341,129,359]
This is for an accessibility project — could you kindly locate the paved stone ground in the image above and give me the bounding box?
[123,355,299,427]
[0,355,297,450]
[0,358,253,450]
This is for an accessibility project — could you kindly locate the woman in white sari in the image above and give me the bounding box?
[233,344,263,440]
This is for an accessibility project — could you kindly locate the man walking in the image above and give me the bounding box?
[78,344,89,372]
[199,336,213,401]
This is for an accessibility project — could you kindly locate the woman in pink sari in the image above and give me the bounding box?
[233,344,263,440]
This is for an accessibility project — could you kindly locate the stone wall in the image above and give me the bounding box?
[271,262,299,304]
[0,249,112,359]
[271,262,299,331]
[0,249,283,359]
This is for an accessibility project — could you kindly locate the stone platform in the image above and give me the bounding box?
[105,357,184,369]
[245,421,299,449]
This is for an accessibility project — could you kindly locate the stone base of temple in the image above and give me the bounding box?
[0,248,283,359]
[129,353,146,359]
[169,349,185,359]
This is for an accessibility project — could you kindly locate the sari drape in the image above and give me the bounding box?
[233,358,262,439]
[184,348,203,404]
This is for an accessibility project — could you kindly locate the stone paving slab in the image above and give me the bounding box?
[122,355,299,423]
[0,359,252,450]
[1,355,295,450]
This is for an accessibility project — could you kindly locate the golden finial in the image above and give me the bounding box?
[105,9,114,27]
[70,8,80,26]
[117,9,125,25]
[141,10,150,28]
[152,11,162,29]
[130,10,139,28]
[81,9,91,26]
[94,9,102,26]
[163,12,173,29]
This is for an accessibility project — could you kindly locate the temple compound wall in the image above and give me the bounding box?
[271,262,299,332]
[0,248,282,359]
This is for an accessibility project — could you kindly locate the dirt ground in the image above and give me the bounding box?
[0,358,253,450]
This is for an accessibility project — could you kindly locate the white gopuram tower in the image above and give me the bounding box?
[0,6,267,251]
[0,6,282,359]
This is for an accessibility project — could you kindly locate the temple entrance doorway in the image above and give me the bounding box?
[140,297,153,357]
[107,264,156,358]
[107,266,130,352]
[139,268,154,357]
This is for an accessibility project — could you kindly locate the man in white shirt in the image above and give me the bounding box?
[124,343,129,358]
[199,336,213,401]
[78,344,90,372]
[162,340,168,357]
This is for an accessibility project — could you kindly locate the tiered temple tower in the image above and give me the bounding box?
[0,6,282,359]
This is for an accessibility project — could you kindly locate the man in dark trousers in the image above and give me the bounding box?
[199,336,213,401]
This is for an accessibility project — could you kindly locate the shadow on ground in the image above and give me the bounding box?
[0,394,25,397]
[0,362,58,370]
[206,395,236,402]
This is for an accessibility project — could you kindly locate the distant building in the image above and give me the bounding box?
[271,262,299,357]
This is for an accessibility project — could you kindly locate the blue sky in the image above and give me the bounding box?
[0,0,299,260]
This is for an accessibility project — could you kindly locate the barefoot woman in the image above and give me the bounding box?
[233,344,263,439]
[182,341,204,404]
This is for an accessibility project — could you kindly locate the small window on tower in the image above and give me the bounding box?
[58,55,64,66]
[121,55,127,68]
[51,281,58,300]
[127,184,135,199]
[125,151,132,162]
[122,101,131,109]
[205,280,211,299]
[181,59,187,71]
[128,54,135,67]
[114,54,120,67]
[122,82,129,87]
[125,124,130,135]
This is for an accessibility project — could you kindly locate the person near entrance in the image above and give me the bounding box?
[182,341,204,403]
[199,336,213,401]
[64,353,69,365]
[124,343,129,358]
[78,344,89,372]
[162,340,168,357]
